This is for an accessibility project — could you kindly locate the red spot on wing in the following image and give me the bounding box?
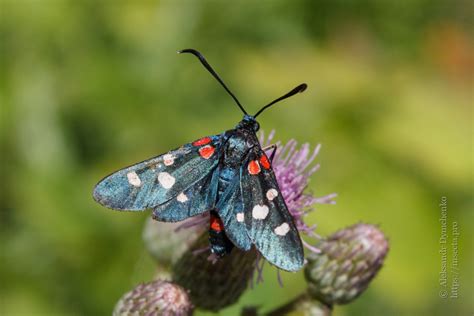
[193,137,212,146]
[260,154,271,169]
[248,160,261,175]
[199,145,215,159]
[210,213,224,232]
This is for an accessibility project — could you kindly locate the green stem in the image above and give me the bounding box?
[264,293,332,316]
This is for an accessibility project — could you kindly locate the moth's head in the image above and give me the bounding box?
[237,115,260,132]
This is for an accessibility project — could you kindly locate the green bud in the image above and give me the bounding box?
[305,223,389,305]
[172,233,257,312]
[113,280,193,316]
[143,217,205,269]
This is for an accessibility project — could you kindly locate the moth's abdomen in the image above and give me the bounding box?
[209,211,234,257]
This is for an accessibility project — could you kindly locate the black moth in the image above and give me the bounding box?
[93,49,307,271]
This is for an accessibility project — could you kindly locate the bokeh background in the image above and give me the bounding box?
[1,1,472,315]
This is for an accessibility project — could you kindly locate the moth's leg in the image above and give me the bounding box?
[262,144,278,162]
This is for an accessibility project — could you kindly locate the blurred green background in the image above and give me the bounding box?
[1,1,472,315]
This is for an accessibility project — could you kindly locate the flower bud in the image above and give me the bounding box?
[113,280,192,316]
[305,223,389,305]
[172,233,257,311]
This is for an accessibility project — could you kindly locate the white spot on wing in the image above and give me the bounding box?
[127,171,142,187]
[163,153,175,166]
[158,172,175,189]
[274,222,290,236]
[236,212,244,222]
[266,188,279,201]
[252,204,269,220]
[177,192,188,203]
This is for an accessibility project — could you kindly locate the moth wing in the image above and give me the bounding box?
[241,148,304,272]
[152,166,220,222]
[93,134,224,211]
[215,170,252,251]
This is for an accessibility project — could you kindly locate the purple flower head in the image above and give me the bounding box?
[260,130,337,253]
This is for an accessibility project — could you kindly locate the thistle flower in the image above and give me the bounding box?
[168,131,335,311]
[113,280,193,316]
[305,223,389,306]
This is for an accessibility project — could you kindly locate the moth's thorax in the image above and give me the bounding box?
[223,128,258,167]
[235,115,260,132]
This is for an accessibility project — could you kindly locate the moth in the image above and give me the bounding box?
[93,49,307,271]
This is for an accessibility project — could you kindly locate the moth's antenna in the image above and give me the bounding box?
[178,48,248,115]
[254,83,307,118]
